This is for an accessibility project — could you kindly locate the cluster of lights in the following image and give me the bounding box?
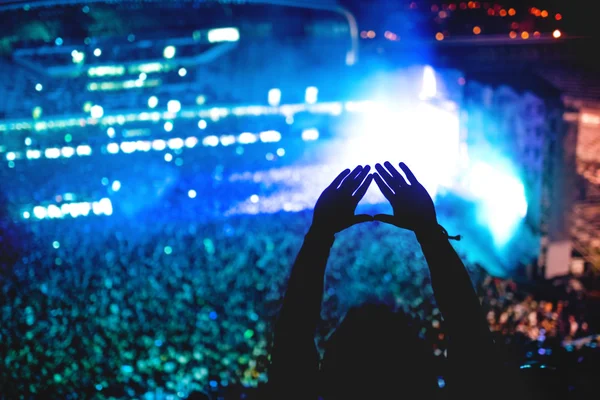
[359,30,377,39]
[101,129,297,156]
[6,145,92,161]
[207,27,240,43]
[507,30,560,40]
[71,50,85,64]
[529,8,562,20]
[87,61,174,78]
[87,78,160,92]
[0,100,373,134]
[24,198,113,220]
[383,31,399,41]
[396,3,564,40]
[81,128,318,159]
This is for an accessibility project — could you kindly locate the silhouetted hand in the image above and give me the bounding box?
[311,166,373,235]
[373,162,438,234]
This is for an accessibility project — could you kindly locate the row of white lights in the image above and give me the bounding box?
[0,99,366,134]
[24,198,113,220]
[105,129,319,155]
[64,87,318,121]
[5,129,319,161]
[6,145,92,161]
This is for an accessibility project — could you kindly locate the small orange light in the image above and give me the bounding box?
[533,31,541,38]
[534,9,541,17]
[467,1,474,8]
[487,8,494,16]
[541,10,548,18]
[509,31,517,39]
[508,8,516,16]
[499,9,507,17]
[367,30,376,39]
[553,29,561,39]
[521,31,529,39]
[473,26,481,35]
[555,13,562,21]
[436,32,445,41]
[530,7,537,15]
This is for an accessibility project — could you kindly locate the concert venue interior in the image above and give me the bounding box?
[0,1,598,398]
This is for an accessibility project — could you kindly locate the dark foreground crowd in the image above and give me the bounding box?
[1,166,598,400]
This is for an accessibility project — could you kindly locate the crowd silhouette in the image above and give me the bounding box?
[3,161,589,399]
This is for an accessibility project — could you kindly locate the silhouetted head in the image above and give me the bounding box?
[321,303,436,399]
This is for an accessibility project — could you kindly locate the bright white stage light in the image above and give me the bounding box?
[61,147,75,158]
[99,198,113,216]
[136,141,151,152]
[259,130,281,143]
[208,27,240,43]
[185,137,198,148]
[305,86,318,104]
[220,135,236,146]
[198,120,207,129]
[467,161,528,247]
[152,139,166,151]
[112,180,121,192]
[26,150,41,159]
[163,46,176,59]
[268,89,281,107]
[420,65,437,99]
[188,189,197,199]
[167,100,181,113]
[338,101,459,200]
[45,148,61,159]
[202,136,219,147]
[90,105,104,119]
[47,204,61,219]
[107,143,119,154]
[164,121,174,132]
[33,206,47,219]
[168,138,184,150]
[301,128,319,141]
[76,145,92,156]
[148,96,159,109]
[238,132,257,144]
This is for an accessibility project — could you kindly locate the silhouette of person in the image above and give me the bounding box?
[268,162,498,399]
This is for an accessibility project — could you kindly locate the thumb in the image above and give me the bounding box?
[374,214,400,227]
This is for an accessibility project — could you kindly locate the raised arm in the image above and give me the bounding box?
[373,162,495,390]
[268,166,373,399]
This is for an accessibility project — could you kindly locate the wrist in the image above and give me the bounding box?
[306,225,336,243]
[415,224,447,243]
